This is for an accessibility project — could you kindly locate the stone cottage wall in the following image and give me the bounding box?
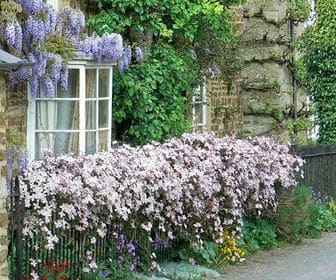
[0,73,28,280]
[206,78,243,137]
[0,73,9,279]
[238,0,305,140]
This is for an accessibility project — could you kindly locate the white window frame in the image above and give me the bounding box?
[192,80,207,132]
[27,58,115,160]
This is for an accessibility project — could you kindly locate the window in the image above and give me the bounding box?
[192,81,207,132]
[27,58,115,159]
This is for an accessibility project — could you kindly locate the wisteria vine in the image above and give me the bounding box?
[0,0,139,98]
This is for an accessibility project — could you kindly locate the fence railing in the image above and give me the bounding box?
[292,144,336,199]
[8,177,121,280]
[8,177,171,280]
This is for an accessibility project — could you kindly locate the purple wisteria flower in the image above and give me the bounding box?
[79,33,123,63]
[19,0,44,15]
[26,16,46,43]
[2,3,125,98]
[6,148,14,185]
[56,7,85,44]
[118,60,126,72]
[5,21,16,47]
[17,148,28,174]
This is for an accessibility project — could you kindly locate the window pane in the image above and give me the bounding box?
[86,69,97,98]
[36,101,79,130]
[193,103,203,124]
[86,131,96,154]
[56,69,79,98]
[98,130,109,152]
[99,69,110,97]
[36,101,56,130]
[35,132,79,159]
[57,101,79,130]
[99,100,109,128]
[86,101,96,129]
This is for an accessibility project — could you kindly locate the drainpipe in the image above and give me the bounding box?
[289,0,298,127]
[289,0,298,140]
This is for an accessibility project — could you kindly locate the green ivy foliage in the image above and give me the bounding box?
[85,0,242,75]
[298,0,336,143]
[113,44,199,145]
[82,0,242,145]
[288,0,310,22]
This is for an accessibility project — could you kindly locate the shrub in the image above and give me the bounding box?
[307,200,336,238]
[274,185,311,243]
[20,133,303,272]
[274,185,336,242]
[241,218,278,253]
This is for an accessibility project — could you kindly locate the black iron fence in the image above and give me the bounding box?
[293,143,336,199]
[8,177,171,280]
[8,177,121,280]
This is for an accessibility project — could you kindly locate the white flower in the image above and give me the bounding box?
[89,260,98,270]
[83,267,90,273]
[30,271,40,280]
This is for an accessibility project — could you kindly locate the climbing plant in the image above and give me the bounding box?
[113,44,198,145]
[82,0,243,144]
[0,0,126,98]
[298,0,336,143]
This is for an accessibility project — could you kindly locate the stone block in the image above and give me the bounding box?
[0,134,5,146]
[243,0,263,17]
[240,62,292,93]
[0,262,7,277]
[242,17,290,43]
[0,248,7,263]
[0,235,7,248]
[242,114,275,135]
[262,0,288,24]
[238,43,289,62]
[0,167,5,178]
[243,90,288,113]
[0,76,5,95]
[0,150,5,162]
[0,115,5,128]
[0,214,8,228]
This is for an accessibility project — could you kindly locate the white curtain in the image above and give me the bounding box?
[36,69,80,157]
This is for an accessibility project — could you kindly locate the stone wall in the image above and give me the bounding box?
[206,79,243,137]
[0,73,28,280]
[0,73,8,279]
[238,0,305,140]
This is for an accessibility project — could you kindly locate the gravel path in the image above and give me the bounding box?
[219,232,336,280]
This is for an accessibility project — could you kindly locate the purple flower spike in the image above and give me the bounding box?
[99,270,111,277]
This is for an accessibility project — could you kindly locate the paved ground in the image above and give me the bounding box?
[219,232,336,280]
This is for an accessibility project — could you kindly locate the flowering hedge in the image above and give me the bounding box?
[20,133,303,269]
